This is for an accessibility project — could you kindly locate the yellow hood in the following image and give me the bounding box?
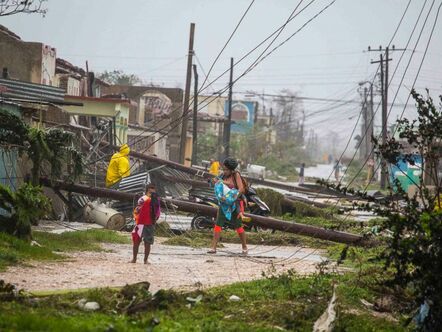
[119,144,130,156]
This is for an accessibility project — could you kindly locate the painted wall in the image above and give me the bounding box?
[389,154,422,193]
[127,129,168,160]
[138,91,172,125]
[41,45,56,86]
[64,97,129,144]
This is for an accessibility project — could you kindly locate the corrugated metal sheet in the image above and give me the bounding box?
[112,172,151,214]
[0,78,65,103]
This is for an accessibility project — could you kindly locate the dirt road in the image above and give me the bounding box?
[0,240,325,294]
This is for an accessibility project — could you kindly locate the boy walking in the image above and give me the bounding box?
[131,184,161,264]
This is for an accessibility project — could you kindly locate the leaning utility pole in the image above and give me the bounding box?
[223,57,234,159]
[359,86,368,160]
[368,45,405,189]
[179,23,195,164]
[191,64,198,166]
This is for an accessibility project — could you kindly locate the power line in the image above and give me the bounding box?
[124,0,322,151]
[130,0,338,158]
[198,0,256,91]
[345,0,435,189]
[121,0,312,152]
[341,0,437,195]
[113,0,259,154]
[306,0,416,203]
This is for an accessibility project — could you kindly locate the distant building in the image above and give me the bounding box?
[0,25,56,86]
[196,94,226,134]
[102,85,184,162]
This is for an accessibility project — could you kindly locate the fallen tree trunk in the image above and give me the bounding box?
[40,178,363,245]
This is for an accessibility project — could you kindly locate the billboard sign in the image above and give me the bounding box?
[224,100,256,133]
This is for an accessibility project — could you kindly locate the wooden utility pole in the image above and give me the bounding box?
[191,64,198,166]
[369,82,374,156]
[359,86,369,160]
[372,52,388,189]
[223,57,234,159]
[368,45,404,189]
[179,23,195,164]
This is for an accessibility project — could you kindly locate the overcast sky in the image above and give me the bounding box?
[2,0,441,152]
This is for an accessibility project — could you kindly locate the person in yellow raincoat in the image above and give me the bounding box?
[105,144,131,187]
[209,158,220,176]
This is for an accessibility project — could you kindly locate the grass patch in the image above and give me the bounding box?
[0,232,60,271]
[0,229,130,270]
[162,227,337,250]
[33,229,130,253]
[0,269,411,331]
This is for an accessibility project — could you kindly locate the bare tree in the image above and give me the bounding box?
[0,0,47,17]
[97,70,143,86]
[274,89,304,143]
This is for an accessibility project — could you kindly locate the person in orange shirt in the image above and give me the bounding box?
[131,184,161,264]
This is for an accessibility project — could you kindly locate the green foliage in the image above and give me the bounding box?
[325,90,442,330]
[196,132,219,163]
[0,109,84,185]
[373,91,442,331]
[256,188,284,216]
[27,127,84,185]
[0,109,29,146]
[0,183,50,240]
[0,271,409,331]
[290,201,336,219]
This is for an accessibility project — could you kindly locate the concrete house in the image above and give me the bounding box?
[102,85,185,161]
[0,25,56,86]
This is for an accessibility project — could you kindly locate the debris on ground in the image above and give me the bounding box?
[313,285,337,332]
[84,301,100,311]
[229,295,241,302]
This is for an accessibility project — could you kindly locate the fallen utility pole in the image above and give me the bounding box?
[40,178,363,245]
[111,146,359,197]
